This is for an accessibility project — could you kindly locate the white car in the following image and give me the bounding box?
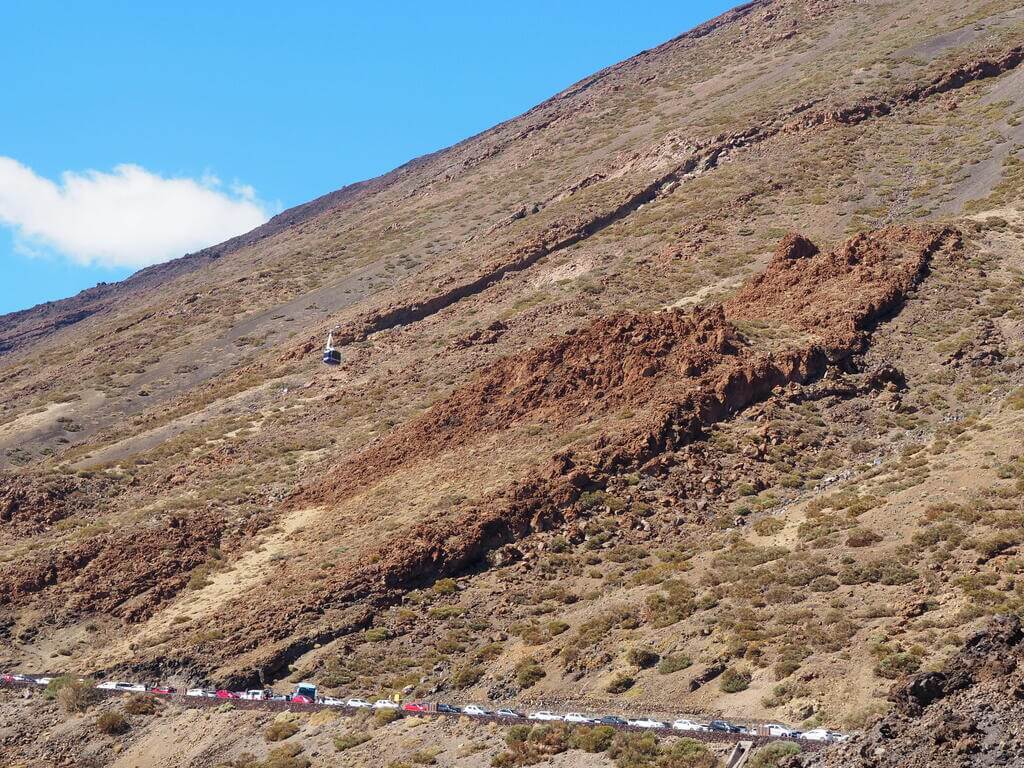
[321,696,346,706]
[463,704,491,716]
[801,728,845,742]
[347,698,372,709]
[33,677,54,686]
[563,712,595,724]
[528,711,561,721]
[373,699,400,709]
[97,681,147,692]
[629,717,667,729]
[763,723,799,737]
[672,719,708,732]
[185,688,216,698]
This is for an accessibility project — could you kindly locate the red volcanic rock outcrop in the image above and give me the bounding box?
[183,226,959,685]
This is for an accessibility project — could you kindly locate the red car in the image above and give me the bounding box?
[151,686,176,695]
[215,690,240,699]
[402,702,430,713]
[290,694,315,704]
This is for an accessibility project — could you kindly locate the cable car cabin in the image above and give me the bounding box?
[322,329,341,365]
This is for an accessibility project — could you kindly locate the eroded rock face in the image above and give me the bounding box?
[797,615,1024,768]
[158,226,961,684]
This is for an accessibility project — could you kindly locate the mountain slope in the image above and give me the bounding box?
[3,1,1024,765]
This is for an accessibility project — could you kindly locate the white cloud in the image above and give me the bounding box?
[0,157,271,269]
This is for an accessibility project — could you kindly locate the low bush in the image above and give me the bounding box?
[749,741,801,768]
[46,676,97,713]
[626,648,660,668]
[515,658,546,689]
[264,720,300,742]
[606,673,635,694]
[657,654,692,675]
[719,667,752,693]
[846,528,882,547]
[657,737,719,767]
[874,652,921,679]
[375,708,401,726]
[570,725,616,753]
[608,731,659,768]
[334,732,371,751]
[451,664,483,689]
[96,711,129,735]
[123,693,160,715]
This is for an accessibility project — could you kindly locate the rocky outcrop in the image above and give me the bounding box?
[164,225,960,685]
[797,615,1024,768]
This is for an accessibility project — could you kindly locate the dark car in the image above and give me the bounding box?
[708,720,743,733]
[598,715,629,726]
[436,703,462,714]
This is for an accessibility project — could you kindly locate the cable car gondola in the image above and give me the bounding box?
[322,329,341,366]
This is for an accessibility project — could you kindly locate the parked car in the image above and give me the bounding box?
[436,703,462,714]
[321,696,346,706]
[563,712,595,724]
[270,694,290,702]
[495,708,524,718]
[150,686,176,695]
[672,719,707,732]
[402,702,431,713]
[238,689,270,700]
[33,677,53,686]
[463,704,491,716]
[373,699,400,709]
[97,681,147,692]
[708,720,743,733]
[347,698,372,708]
[597,715,629,726]
[528,711,561,721]
[800,728,844,742]
[629,717,668,730]
[291,694,315,704]
[2,674,33,684]
[761,723,798,738]
[215,690,240,699]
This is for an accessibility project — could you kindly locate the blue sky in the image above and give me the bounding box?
[0,1,733,315]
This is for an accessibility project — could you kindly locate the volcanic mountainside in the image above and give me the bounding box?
[3,0,1024,766]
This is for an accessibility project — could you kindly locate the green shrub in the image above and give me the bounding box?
[411,748,440,764]
[334,732,371,751]
[608,732,659,768]
[626,648,660,668]
[657,737,719,767]
[506,725,532,744]
[846,528,882,547]
[606,673,635,693]
[123,693,160,715]
[570,725,616,753]
[719,667,752,693]
[515,658,546,689]
[657,654,692,675]
[96,711,129,735]
[452,664,483,689]
[364,627,391,642]
[375,708,401,725]
[46,676,97,713]
[433,578,457,595]
[749,741,801,768]
[874,652,921,679]
[753,518,785,536]
[264,720,300,742]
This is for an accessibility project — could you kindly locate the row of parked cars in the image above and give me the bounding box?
[1,675,846,743]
